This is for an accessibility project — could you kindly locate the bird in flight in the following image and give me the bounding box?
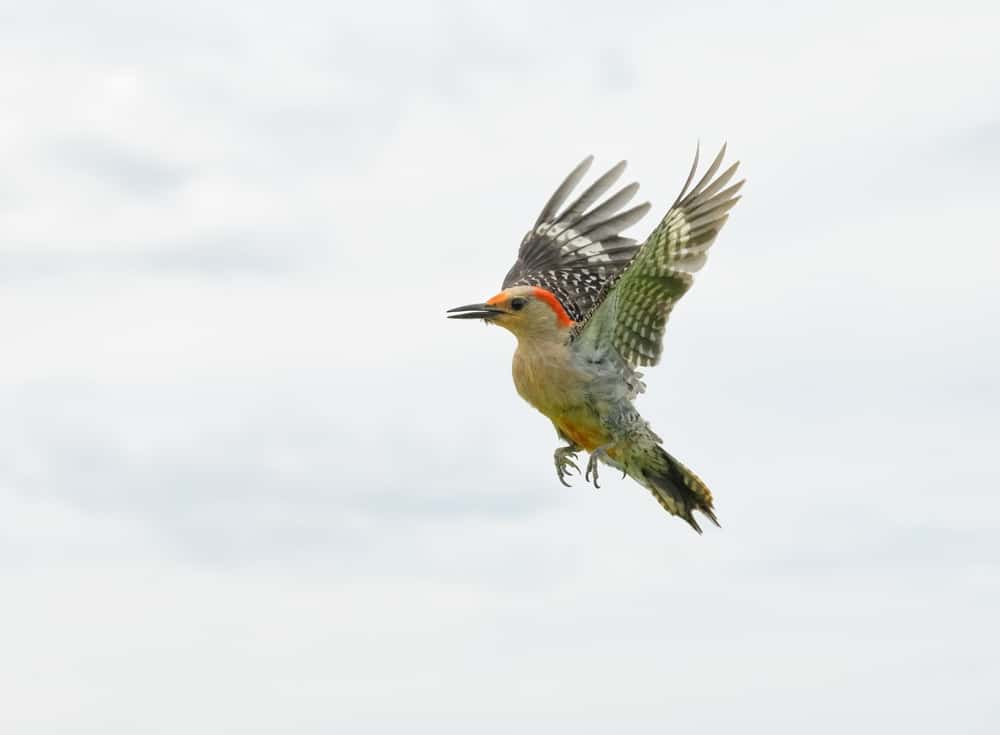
[448,146,743,532]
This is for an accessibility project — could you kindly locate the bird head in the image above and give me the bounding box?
[447,285,574,339]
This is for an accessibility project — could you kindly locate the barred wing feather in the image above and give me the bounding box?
[573,145,743,367]
[503,157,651,321]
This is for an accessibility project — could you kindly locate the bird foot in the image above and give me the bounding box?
[554,445,580,487]
[585,444,615,489]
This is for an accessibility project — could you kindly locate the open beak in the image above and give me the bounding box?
[446,303,506,320]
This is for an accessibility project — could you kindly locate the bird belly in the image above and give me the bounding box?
[512,342,624,454]
[513,348,600,445]
[553,413,610,453]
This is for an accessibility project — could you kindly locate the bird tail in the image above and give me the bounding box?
[625,443,720,534]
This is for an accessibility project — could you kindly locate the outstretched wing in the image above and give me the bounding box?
[503,157,651,321]
[572,144,744,367]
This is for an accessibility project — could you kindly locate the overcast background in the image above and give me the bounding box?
[2,1,999,732]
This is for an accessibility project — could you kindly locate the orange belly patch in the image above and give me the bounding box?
[557,419,611,454]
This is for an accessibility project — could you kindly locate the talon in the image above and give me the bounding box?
[585,453,601,488]
[585,444,618,489]
[554,445,581,487]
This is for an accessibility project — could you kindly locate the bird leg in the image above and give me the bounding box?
[553,444,581,487]
[585,443,622,489]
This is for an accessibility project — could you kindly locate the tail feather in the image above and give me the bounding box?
[632,445,719,533]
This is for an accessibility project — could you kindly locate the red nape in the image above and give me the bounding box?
[531,287,574,327]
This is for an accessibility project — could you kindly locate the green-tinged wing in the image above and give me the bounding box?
[572,144,744,367]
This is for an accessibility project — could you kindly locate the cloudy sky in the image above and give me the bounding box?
[2,0,999,732]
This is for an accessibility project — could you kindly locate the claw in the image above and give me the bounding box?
[585,453,601,488]
[554,445,581,487]
[585,444,616,489]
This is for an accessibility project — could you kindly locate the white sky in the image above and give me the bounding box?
[2,1,999,732]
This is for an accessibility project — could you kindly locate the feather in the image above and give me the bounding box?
[572,144,744,368]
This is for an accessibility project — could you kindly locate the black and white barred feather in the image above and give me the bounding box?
[502,157,651,321]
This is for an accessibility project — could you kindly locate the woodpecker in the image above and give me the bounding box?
[448,146,743,532]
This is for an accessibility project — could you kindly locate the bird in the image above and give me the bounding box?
[447,145,743,532]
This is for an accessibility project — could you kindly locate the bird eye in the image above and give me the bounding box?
[510,297,527,311]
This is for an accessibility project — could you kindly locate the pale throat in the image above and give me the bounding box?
[509,313,573,344]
